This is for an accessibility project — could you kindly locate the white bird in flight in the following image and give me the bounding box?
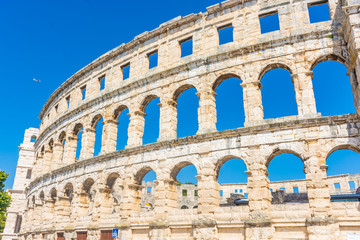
[33,78,41,83]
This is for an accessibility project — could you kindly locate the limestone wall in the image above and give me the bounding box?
[5,0,360,239]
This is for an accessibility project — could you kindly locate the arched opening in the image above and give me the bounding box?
[213,75,244,130]
[174,85,199,138]
[114,105,129,151]
[106,173,121,214]
[312,58,355,116]
[326,146,360,195]
[260,66,297,119]
[49,188,57,217]
[81,178,95,216]
[136,168,157,211]
[92,115,103,156]
[63,183,73,218]
[59,131,66,164]
[142,95,160,145]
[267,152,306,204]
[30,135,37,143]
[171,162,198,209]
[73,123,83,160]
[217,157,248,205]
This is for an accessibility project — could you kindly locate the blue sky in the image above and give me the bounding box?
[1,0,359,189]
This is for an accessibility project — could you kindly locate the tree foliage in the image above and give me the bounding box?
[0,171,11,234]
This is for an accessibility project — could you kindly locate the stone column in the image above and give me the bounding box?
[126,110,146,148]
[154,179,177,214]
[56,196,71,224]
[119,180,141,219]
[291,71,317,117]
[34,154,43,178]
[80,128,96,160]
[158,99,177,141]
[196,167,220,215]
[101,119,118,154]
[241,82,264,126]
[94,185,113,220]
[304,141,340,240]
[42,147,52,174]
[245,150,274,240]
[42,198,55,227]
[196,89,217,134]
[350,67,360,115]
[51,143,63,171]
[63,136,78,165]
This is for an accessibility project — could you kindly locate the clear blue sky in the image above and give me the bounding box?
[1,0,359,190]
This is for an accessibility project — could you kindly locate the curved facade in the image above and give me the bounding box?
[4,0,360,239]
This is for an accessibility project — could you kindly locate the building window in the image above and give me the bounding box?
[182,189,187,196]
[194,190,198,197]
[308,1,331,23]
[147,187,152,194]
[181,205,189,209]
[26,169,32,179]
[55,104,58,113]
[280,187,286,192]
[121,63,130,80]
[235,189,238,193]
[99,76,105,91]
[219,190,223,197]
[66,96,70,109]
[180,37,193,58]
[218,24,233,45]
[30,136,37,143]
[100,230,112,240]
[244,193,248,198]
[81,85,86,100]
[14,215,22,233]
[259,11,280,34]
[148,50,158,69]
[293,187,299,193]
[270,188,273,192]
[349,181,355,190]
[77,231,87,240]
[334,182,341,190]
[240,189,243,193]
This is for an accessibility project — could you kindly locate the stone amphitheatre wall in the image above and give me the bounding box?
[4,0,360,239]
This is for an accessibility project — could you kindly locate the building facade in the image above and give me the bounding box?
[2,0,360,239]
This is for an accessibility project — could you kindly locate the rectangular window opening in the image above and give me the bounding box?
[99,76,105,91]
[148,50,158,69]
[77,231,87,240]
[180,37,193,58]
[235,189,238,193]
[259,11,280,34]
[244,193,248,198]
[308,1,331,23]
[293,187,299,193]
[30,137,36,143]
[219,190,223,197]
[240,189,243,193]
[194,190,198,197]
[55,104,58,113]
[218,24,233,45]
[122,63,130,80]
[334,182,341,189]
[349,181,355,190]
[26,169,32,179]
[81,85,86,100]
[14,215,22,233]
[280,187,286,192]
[182,189,188,196]
[147,187,152,194]
[270,188,273,192]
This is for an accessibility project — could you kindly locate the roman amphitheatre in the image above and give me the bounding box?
[2,0,360,239]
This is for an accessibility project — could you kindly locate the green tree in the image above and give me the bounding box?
[0,171,11,235]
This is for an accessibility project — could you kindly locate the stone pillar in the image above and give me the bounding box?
[94,186,113,219]
[63,136,78,165]
[101,119,118,154]
[158,99,177,141]
[154,179,177,214]
[126,110,146,148]
[350,66,360,115]
[196,168,220,215]
[80,128,96,160]
[304,141,340,240]
[242,82,264,126]
[42,147,52,174]
[51,143,63,171]
[291,71,317,117]
[42,198,55,227]
[244,151,274,240]
[119,180,141,219]
[35,154,44,178]
[56,196,71,224]
[196,89,217,134]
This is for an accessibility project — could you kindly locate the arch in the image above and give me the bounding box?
[50,188,57,200]
[39,191,45,203]
[73,123,83,136]
[181,205,189,209]
[215,155,248,180]
[325,144,360,160]
[135,167,155,185]
[114,105,128,120]
[266,148,304,168]
[82,178,95,192]
[212,73,242,91]
[48,139,54,151]
[140,94,160,112]
[170,161,197,181]
[63,182,74,200]
[258,63,293,81]
[310,54,347,71]
[58,131,66,143]
[106,172,120,189]
[91,114,103,129]
[173,84,197,102]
